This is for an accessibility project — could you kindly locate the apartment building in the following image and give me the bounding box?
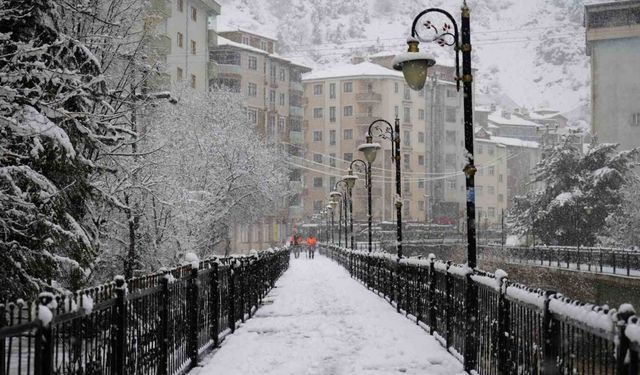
[209,29,311,252]
[301,61,452,225]
[585,0,640,151]
[151,0,221,91]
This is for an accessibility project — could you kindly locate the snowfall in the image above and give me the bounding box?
[191,255,465,375]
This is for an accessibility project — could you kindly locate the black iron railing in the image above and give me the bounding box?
[0,248,290,375]
[322,244,640,375]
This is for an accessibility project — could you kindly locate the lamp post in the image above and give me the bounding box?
[329,191,343,247]
[342,170,359,250]
[347,159,370,251]
[359,119,403,259]
[392,2,478,371]
[327,203,336,244]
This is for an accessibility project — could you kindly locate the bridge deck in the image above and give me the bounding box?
[192,255,464,375]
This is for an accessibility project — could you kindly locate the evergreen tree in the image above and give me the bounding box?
[508,140,638,247]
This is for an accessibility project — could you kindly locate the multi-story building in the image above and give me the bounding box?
[301,61,467,227]
[486,106,541,142]
[151,0,221,91]
[209,29,311,252]
[585,0,640,151]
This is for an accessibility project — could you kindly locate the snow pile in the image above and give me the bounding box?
[14,105,76,160]
[35,292,58,327]
[471,274,501,291]
[447,264,472,278]
[184,252,200,268]
[505,286,546,309]
[549,298,616,333]
[81,295,94,315]
[627,317,640,346]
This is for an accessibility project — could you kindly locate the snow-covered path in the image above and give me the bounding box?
[192,255,465,375]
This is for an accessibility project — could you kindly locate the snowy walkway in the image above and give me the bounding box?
[192,255,464,375]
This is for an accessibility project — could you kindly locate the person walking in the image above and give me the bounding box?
[307,235,317,259]
[291,234,302,258]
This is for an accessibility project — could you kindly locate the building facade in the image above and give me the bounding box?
[585,0,640,150]
[209,29,311,252]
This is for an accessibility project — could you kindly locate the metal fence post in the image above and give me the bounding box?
[112,277,127,375]
[429,258,437,334]
[464,271,478,372]
[616,306,635,375]
[497,277,511,375]
[34,294,54,375]
[188,266,199,368]
[210,263,220,347]
[445,262,452,349]
[229,263,236,333]
[158,276,169,375]
[239,260,246,323]
[542,291,559,375]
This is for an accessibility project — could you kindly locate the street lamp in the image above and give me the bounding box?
[327,203,336,244]
[347,159,371,251]
[330,189,345,247]
[393,2,478,371]
[359,119,403,259]
[342,171,359,250]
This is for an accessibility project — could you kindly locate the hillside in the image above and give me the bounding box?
[216,0,590,125]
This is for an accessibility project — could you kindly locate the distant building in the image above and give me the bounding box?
[151,0,221,91]
[487,106,541,142]
[209,29,311,252]
[585,0,640,150]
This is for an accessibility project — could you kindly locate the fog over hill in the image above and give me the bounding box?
[217,0,590,126]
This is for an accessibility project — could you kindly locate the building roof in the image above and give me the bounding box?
[488,110,540,127]
[302,61,403,81]
[216,36,311,70]
[218,27,278,41]
[489,136,539,149]
[585,0,640,10]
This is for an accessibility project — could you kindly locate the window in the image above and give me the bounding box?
[488,166,495,176]
[313,154,323,163]
[446,107,456,122]
[177,67,183,80]
[330,83,336,99]
[314,84,323,96]
[394,82,399,93]
[329,130,336,145]
[190,40,196,55]
[190,74,196,88]
[313,108,323,118]
[449,179,457,189]
[403,107,411,123]
[404,154,410,170]
[279,68,286,81]
[344,82,353,93]
[488,207,496,218]
[314,201,323,212]
[633,113,640,127]
[260,40,268,51]
[210,50,240,65]
[247,109,257,124]
[404,181,410,194]
[488,146,495,156]
[499,174,504,183]
[177,0,183,12]
[488,186,495,195]
[177,32,184,48]
[343,153,353,162]
[418,181,425,188]
[419,155,425,166]
[404,85,411,100]
[313,131,322,142]
[329,107,336,123]
[403,130,410,147]
[248,82,257,97]
[191,6,197,21]
[278,117,285,133]
[269,90,276,104]
[477,186,483,196]
[279,93,285,106]
[394,106,399,118]
[418,132,425,143]
[248,56,257,70]
[343,129,353,140]
[477,144,483,154]
[446,131,456,145]
[329,153,336,167]
[313,177,323,188]
[419,109,425,120]
[343,106,353,117]
[498,194,504,202]
[242,36,250,45]
[267,116,275,136]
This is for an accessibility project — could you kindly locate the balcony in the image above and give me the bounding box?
[207,61,218,80]
[150,35,171,57]
[289,181,304,192]
[217,64,243,77]
[356,114,379,124]
[291,81,303,92]
[356,92,382,102]
[288,206,304,218]
[150,0,170,17]
[290,106,303,118]
[289,130,304,144]
[268,102,276,112]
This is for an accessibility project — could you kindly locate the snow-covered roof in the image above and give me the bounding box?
[218,27,278,41]
[302,61,403,81]
[490,136,539,149]
[488,110,540,127]
[216,37,311,70]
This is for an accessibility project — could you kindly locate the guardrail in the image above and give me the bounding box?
[0,248,290,375]
[321,244,640,375]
